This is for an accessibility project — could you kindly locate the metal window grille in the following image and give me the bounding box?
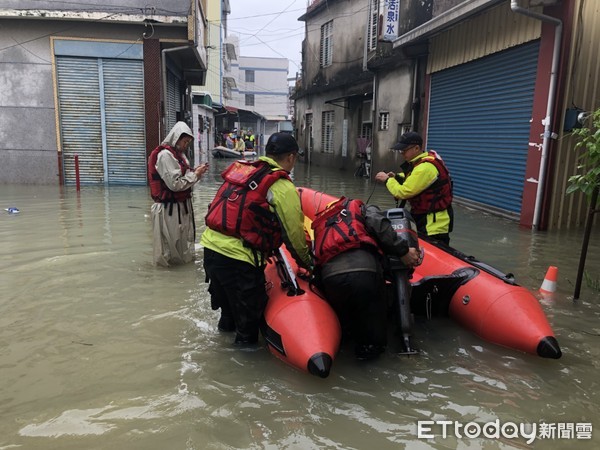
[361,123,373,141]
[245,70,255,83]
[379,111,389,130]
[322,110,334,153]
[245,94,255,106]
[306,113,314,153]
[368,0,379,51]
[320,21,333,67]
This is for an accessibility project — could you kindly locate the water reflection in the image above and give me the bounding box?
[1,158,599,449]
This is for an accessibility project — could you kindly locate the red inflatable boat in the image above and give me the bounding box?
[262,247,341,377]
[297,187,562,360]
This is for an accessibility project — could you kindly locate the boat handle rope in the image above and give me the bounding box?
[426,292,432,320]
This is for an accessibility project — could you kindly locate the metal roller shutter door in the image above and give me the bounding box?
[166,70,181,133]
[57,57,104,184]
[103,59,146,185]
[57,56,146,185]
[427,40,540,214]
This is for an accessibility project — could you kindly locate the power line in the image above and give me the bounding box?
[224,7,306,22]
[225,2,372,70]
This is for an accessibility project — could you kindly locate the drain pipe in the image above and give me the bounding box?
[161,45,192,138]
[511,0,562,230]
[410,59,419,131]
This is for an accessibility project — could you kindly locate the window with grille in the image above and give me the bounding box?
[320,21,333,67]
[322,110,334,153]
[361,123,373,141]
[306,113,314,153]
[379,111,389,130]
[245,94,255,106]
[245,70,255,83]
[368,0,380,50]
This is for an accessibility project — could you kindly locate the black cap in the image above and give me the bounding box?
[266,132,299,155]
[391,131,423,151]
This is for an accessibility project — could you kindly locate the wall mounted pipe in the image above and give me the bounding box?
[411,59,419,132]
[510,0,562,230]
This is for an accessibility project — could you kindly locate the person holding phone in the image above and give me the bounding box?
[148,121,209,266]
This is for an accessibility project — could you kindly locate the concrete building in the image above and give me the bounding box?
[214,35,291,150]
[231,56,290,116]
[236,54,291,141]
[191,0,230,160]
[294,0,600,230]
[294,0,376,170]
[0,0,208,185]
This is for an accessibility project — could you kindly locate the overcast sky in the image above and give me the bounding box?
[227,0,307,78]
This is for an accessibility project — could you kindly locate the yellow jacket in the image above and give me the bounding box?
[385,152,452,236]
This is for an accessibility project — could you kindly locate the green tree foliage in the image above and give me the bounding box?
[567,107,600,198]
[568,107,600,296]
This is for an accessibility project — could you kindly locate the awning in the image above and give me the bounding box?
[250,111,266,120]
[325,92,373,109]
[393,0,502,49]
[221,106,265,120]
[163,43,207,85]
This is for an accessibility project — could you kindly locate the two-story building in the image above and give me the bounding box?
[294,0,378,170]
[0,0,208,185]
[294,0,600,230]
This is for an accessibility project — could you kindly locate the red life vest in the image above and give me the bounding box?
[148,145,192,202]
[408,150,453,215]
[311,197,381,266]
[204,160,291,254]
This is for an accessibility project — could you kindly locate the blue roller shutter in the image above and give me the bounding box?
[57,55,146,185]
[427,40,540,214]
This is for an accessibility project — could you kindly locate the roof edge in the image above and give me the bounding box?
[393,0,502,49]
[0,9,187,24]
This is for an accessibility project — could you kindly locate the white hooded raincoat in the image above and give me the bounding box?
[151,122,200,266]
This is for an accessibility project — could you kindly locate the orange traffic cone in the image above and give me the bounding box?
[540,266,558,295]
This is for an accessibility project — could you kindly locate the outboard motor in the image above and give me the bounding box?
[385,208,420,355]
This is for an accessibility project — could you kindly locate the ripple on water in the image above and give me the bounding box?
[19,392,206,438]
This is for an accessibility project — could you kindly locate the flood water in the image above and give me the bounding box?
[1,157,600,449]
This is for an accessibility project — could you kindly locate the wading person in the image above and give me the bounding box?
[375,131,454,245]
[312,197,420,360]
[234,134,246,155]
[148,121,209,267]
[201,133,312,345]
